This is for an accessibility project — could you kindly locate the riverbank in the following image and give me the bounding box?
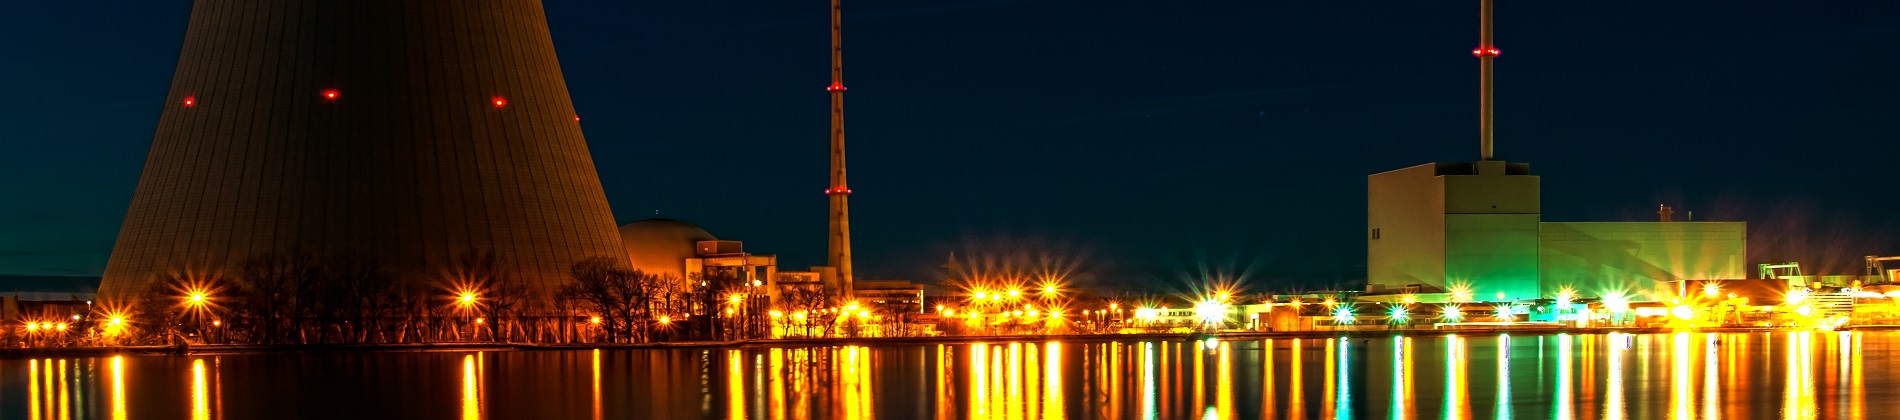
[7,325,1897,359]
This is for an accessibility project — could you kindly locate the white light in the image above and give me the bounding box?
[1194,299,1228,325]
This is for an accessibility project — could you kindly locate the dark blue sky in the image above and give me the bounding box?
[2,1,1896,289]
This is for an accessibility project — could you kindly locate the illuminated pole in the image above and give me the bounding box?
[1474,0,1499,160]
[824,0,857,300]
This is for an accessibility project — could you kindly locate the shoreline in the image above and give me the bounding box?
[7,325,1896,359]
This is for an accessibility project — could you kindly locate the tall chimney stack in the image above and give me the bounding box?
[1475,0,1500,160]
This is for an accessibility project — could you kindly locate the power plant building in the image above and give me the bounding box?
[1367,0,1745,301]
[1368,162,1746,300]
[98,0,628,300]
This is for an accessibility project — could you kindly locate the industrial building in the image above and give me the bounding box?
[1364,0,1745,302]
[1367,163,1746,300]
[617,217,919,315]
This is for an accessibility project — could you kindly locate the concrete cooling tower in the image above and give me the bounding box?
[99,0,627,301]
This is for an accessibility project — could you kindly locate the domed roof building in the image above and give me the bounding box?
[618,218,717,281]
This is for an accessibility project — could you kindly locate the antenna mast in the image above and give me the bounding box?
[825,0,856,296]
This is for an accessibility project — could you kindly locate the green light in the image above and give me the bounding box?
[1333,306,1355,324]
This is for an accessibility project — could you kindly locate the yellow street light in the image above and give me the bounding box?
[56,323,68,331]
[458,292,478,307]
[108,317,124,326]
[589,316,602,324]
[474,318,484,324]
[1008,289,1021,298]
[728,294,744,305]
[659,316,674,324]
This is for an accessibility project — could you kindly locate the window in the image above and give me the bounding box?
[1371,228,1381,240]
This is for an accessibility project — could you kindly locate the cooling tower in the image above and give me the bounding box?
[98,0,627,301]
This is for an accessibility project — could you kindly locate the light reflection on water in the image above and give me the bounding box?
[3,332,1900,419]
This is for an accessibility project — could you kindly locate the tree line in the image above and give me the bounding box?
[9,250,804,348]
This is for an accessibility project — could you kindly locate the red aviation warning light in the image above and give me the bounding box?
[492,97,507,108]
[826,82,847,92]
[183,96,196,107]
[824,186,852,195]
[573,115,580,122]
[322,90,339,100]
[1471,47,1500,58]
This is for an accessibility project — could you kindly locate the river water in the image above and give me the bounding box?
[1,331,1892,419]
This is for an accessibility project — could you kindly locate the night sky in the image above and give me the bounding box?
[2,1,1896,291]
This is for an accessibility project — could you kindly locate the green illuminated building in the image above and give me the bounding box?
[1368,161,1744,300]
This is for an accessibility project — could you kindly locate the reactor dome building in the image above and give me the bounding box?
[98,0,628,300]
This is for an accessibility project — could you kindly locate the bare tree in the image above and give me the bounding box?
[781,281,842,338]
[564,257,634,343]
[234,251,324,344]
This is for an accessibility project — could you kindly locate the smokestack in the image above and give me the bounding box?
[1475,0,1499,160]
[1658,204,1674,222]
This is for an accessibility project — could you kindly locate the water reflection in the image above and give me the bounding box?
[1389,337,1412,420]
[1288,338,1304,420]
[192,358,208,420]
[1495,334,1511,420]
[1047,342,1066,420]
[1605,333,1626,420]
[1334,338,1351,419]
[1556,334,1572,420]
[1672,332,1691,419]
[592,349,602,420]
[462,354,482,420]
[111,356,127,420]
[3,332,1894,419]
[1443,335,1468,420]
